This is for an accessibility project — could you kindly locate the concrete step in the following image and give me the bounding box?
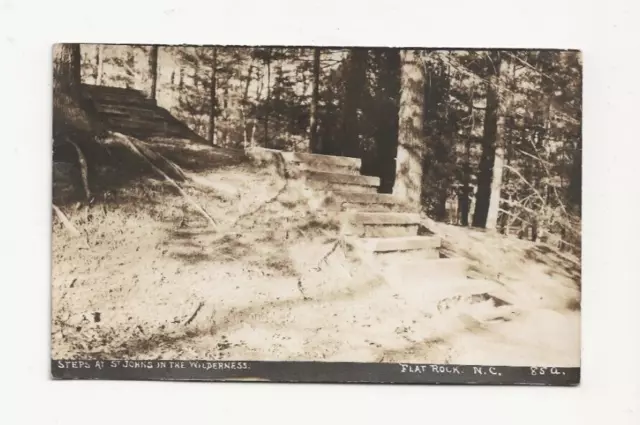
[341,212,421,237]
[301,170,379,187]
[105,121,184,136]
[295,162,361,176]
[358,236,441,253]
[97,103,163,116]
[328,191,414,212]
[85,88,149,100]
[83,84,147,95]
[246,148,361,175]
[287,151,361,171]
[91,94,156,107]
[106,115,169,126]
[346,212,421,226]
[361,225,419,237]
[307,180,379,194]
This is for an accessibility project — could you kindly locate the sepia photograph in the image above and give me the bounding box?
[50,44,582,384]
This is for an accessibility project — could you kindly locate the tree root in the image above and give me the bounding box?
[112,132,217,227]
[52,204,81,237]
[67,139,91,202]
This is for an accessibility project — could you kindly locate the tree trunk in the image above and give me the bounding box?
[569,137,582,212]
[309,48,321,153]
[93,45,100,84]
[53,44,100,199]
[340,48,368,158]
[53,44,93,143]
[147,45,159,100]
[460,83,474,227]
[96,45,104,86]
[393,49,425,208]
[208,47,217,145]
[263,48,272,146]
[243,63,254,104]
[473,51,510,229]
[376,49,401,193]
[125,48,135,89]
[433,59,454,222]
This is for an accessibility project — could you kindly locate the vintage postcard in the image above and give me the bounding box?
[51,44,581,384]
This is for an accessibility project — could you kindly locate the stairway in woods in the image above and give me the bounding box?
[251,148,472,284]
[81,84,195,139]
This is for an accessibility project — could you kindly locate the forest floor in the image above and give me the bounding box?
[51,135,581,367]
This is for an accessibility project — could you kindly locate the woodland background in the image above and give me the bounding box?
[55,45,582,251]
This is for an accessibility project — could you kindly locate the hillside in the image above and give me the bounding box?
[51,135,580,366]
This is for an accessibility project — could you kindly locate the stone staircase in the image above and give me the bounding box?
[250,148,471,283]
[80,84,194,139]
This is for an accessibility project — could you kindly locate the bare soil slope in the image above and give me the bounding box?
[52,136,580,366]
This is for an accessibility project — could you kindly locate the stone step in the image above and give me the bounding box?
[105,121,184,136]
[358,236,441,253]
[362,225,419,237]
[328,191,414,212]
[301,170,379,187]
[97,103,164,116]
[91,94,156,107]
[307,180,379,194]
[83,84,147,95]
[104,113,173,124]
[341,212,421,237]
[286,151,361,170]
[86,90,150,101]
[345,212,421,226]
[105,115,168,126]
[246,148,362,175]
[295,162,361,176]
[340,202,414,213]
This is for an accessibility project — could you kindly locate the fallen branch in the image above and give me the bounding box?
[184,301,205,326]
[312,239,342,272]
[52,204,81,237]
[112,133,217,227]
[67,139,91,201]
[503,164,547,205]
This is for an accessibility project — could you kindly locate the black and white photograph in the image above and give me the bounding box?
[50,44,582,384]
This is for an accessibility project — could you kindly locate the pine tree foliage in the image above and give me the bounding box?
[71,45,581,252]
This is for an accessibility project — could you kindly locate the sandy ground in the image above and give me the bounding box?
[51,136,581,367]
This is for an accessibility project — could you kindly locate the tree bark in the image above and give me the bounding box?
[460,83,474,227]
[53,44,92,143]
[96,45,104,86]
[208,47,217,145]
[53,44,101,198]
[147,45,159,100]
[340,48,368,158]
[93,45,102,85]
[473,51,511,229]
[263,48,272,146]
[125,48,135,89]
[309,48,321,153]
[568,136,582,212]
[376,49,401,193]
[393,49,425,208]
